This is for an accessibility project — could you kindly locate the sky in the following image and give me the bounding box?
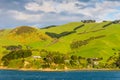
[0,0,120,29]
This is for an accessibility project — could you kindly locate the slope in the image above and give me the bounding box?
[0,21,120,62]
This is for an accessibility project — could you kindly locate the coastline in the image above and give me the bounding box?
[0,66,120,72]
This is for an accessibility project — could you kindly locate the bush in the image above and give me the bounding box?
[81,20,96,23]
[112,20,120,24]
[70,35,105,49]
[73,24,84,31]
[8,59,24,68]
[45,32,59,38]
[45,31,76,38]
[41,25,57,29]
[59,31,76,37]
[53,55,64,64]
[3,45,22,51]
[70,40,88,49]
[103,22,112,28]
[2,50,32,61]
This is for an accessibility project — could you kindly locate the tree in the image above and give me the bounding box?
[2,50,32,63]
[43,53,53,65]
[71,55,78,61]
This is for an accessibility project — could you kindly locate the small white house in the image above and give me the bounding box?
[33,56,41,59]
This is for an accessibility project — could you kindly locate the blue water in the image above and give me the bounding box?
[0,70,120,80]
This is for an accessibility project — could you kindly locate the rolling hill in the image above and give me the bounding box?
[0,21,120,63]
[8,26,51,44]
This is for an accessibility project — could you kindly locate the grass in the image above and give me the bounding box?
[0,21,120,62]
[40,22,83,33]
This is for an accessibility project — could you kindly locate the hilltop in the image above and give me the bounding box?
[10,26,37,35]
[0,20,120,69]
[8,26,51,44]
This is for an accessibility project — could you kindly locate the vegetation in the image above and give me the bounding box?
[102,22,113,28]
[41,25,57,29]
[70,35,106,49]
[8,26,50,44]
[0,29,5,33]
[10,26,36,35]
[45,31,76,38]
[1,46,32,66]
[112,20,120,24]
[0,20,120,70]
[81,20,96,23]
[73,24,84,31]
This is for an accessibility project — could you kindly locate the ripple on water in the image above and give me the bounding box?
[1,70,120,80]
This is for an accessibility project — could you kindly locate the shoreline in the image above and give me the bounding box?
[0,67,120,72]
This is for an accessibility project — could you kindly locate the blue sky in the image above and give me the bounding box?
[0,0,120,29]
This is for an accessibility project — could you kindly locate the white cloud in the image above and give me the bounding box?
[24,0,120,20]
[74,1,120,20]
[0,0,120,28]
[25,2,56,12]
[8,10,43,22]
[7,10,81,23]
[55,1,86,13]
[7,0,120,24]
[24,0,86,13]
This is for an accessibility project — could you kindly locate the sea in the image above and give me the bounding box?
[0,70,120,80]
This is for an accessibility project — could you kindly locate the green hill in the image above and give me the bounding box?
[10,26,37,35]
[0,21,120,68]
[8,26,51,44]
[36,21,120,60]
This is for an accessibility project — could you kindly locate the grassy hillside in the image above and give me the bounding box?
[0,21,120,63]
[8,26,51,44]
[0,26,50,58]
[38,21,120,61]
[40,22,83,33]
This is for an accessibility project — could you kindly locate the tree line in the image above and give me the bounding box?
[1,45,32,66]
[1,45,120,69]
[45,24,85,38]
[70,35,106,49]
[45,31,76,38]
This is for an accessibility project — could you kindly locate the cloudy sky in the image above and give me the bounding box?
[0,0,120,29]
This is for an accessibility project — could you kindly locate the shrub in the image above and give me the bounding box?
[59,31,76,37]
[41,25,57,29]
[103,22,112,28]
[2,50,32,61]
[45,31,76,38]
[112,20,120,24]
[81,20,96,23]
[73,24,84,31]
[45,32,59,38]
[3,45,22,51]
[70,35,105,49]
[70,40,88,49]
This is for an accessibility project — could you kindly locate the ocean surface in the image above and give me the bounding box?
[0,70,120,80]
